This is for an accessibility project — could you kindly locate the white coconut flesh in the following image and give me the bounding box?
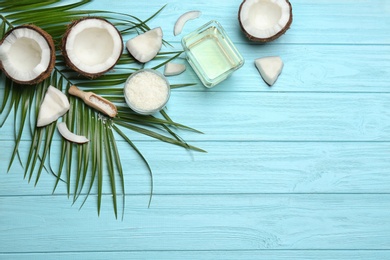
[126,27,163,63]
[0,27,52,83]
[64,18,122,75]
[37,85,70,127]
[239,0,292,41]
[173,11,202,36]
[164,62,186,76]
[57,122,89,144]
[255,56,284,86]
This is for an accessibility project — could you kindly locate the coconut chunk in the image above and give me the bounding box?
[173,11,202,36]
[126,27,163,63]
[0,25,55,85]
[37,86,70,127]
[255,56,283,86]
[57,122,89,144]
[62,17,123,79]
[238,0,292,42]
[164,62,186,76]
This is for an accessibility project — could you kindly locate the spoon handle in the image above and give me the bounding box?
[68,85,87,100]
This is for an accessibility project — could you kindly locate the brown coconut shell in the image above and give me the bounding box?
[238,0,293,43]
[61,17,123,79]
[0,24,56,85]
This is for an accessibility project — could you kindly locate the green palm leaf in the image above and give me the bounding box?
[0,0,204,218]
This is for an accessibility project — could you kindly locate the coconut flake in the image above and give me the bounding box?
[126,27,163,63]
[164,62,186,76]
[124,69,170,115]
[254,56,284,86]
[37,86,70,127]
[57,122,89,144]
[173,11,202,36]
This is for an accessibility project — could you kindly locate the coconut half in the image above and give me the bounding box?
[0,25,55,85]
[238,0,292,42]
[62,17,123,79]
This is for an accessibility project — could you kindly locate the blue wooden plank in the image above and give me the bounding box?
[2,250,390,260]
[2,140,390,196]
[80,0,390,44]
[1,194,390,252]
[166,44,390,93]
[1,92,390,142]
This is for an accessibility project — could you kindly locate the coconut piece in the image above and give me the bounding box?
[0,25,55,85]
[61,17,123,79]
[173,11,202,36]
[126,27,163,63]
[255,56,283,86]
[238,0,293,42]
[164,62,186,76]
[57,122,89,144]
[37,86,70,127]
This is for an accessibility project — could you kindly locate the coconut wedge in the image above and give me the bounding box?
[174,11,201,36]
[62,17,123,79]
[239,0,292,42]
[0,25,55,85]
[164,62,186,76]
[255,56,283,86]
[126,27,163,63]
[37,86,70,127]
[57,122,89,144]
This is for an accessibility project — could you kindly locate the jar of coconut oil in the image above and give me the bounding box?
[182,20,244,88]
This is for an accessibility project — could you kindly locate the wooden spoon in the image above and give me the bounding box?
[68,85,117,118]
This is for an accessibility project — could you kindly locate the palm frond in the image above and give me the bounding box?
[113,124,154,208]
[0,0,204,218]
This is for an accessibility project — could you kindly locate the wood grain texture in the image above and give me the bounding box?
[1,195,390,252]
[1,0,390,259]
[2,140,390,196]
[2,92,390,142]
[3,251,390,260]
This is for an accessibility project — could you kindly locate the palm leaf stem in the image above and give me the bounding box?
[112,124,153,208]
[103,123,118,218]
[107,123,125,220]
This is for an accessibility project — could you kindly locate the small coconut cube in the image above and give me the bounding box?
[254,56,284,86]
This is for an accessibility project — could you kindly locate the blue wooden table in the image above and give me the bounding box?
[1,0,390,259]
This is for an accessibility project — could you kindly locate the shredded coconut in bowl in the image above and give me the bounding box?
[124,69,170,114]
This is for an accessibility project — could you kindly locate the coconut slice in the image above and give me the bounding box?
[126,27,163,63]
[0,25,55,85]
[164,62,186,76]
[57,122,89,144]
[238,0,293,42]
[37,86,70,127]
[255,56,284,86]
[62,17,123,79]
[173,11,202,36]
